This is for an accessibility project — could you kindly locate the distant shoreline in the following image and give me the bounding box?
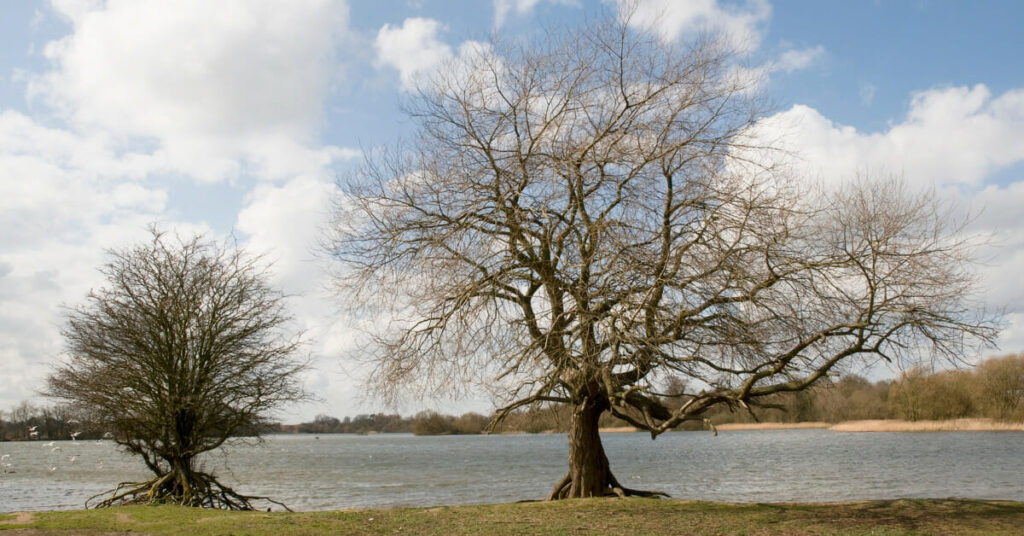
[829,418,1024,432]
[598,418,1024,434]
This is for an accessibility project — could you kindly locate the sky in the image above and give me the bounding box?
[1,0,1022,423]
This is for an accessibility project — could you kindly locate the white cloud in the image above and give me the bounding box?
[31,0,353,183]
[746,84,1024,357]
[616,0,772,54]
[375,19,495,96]
[493,0,579,28]
[775,45,824,73]
[0,110,177,412]
[375,18,453,92]
[236,176,364,418]
[0,1,360,417]
[756,85,1024,189]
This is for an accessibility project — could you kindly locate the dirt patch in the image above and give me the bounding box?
[0,512,34,525]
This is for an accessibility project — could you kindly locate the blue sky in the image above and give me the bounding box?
[1,0,1022,422]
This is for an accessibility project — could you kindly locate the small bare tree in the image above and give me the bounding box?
[47,229,307,510]
[327,15,999,499]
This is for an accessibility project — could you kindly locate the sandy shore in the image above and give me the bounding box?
[715,422,831,431]
[829,418,1024,432]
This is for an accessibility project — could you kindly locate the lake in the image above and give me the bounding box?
[1,430,1022,512]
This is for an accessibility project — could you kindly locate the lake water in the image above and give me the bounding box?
[1,430,1022,512]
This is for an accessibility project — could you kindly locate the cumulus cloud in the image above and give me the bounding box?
[493,0,579,28]
[0,1,360,416]
[746,84,1024,357]
[0,109,176,411]
[236,176,363,417]
[375,17,453,92]
[31,0,353,182]
[615,0,772,54]
[756,85,1024,189]
[375,18,494,95]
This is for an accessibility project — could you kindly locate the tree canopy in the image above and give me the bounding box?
[47,229,307,509]
[327,15,1000,499]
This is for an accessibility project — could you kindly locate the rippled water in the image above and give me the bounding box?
[2,430,1022,512]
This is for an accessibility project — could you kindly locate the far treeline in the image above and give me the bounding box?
[292,354,1024,435]
[3,354,1021,441]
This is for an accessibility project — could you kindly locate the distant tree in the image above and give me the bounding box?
[889,367,931,421]
[412,410,455,435]
[314,414,342,432]
[327,13,1000,499]
[889,368,975,421]
[46,229,307,510]
[976,354,1024,420]
[815,375,890,422]
[452,412,489,434]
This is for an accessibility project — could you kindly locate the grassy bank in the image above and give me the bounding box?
[3,499,1023,535]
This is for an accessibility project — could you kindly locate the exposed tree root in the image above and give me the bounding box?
[85,469,291,511]
[546,470,669,500]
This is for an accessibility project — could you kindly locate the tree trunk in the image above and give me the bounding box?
[568,397,611,497]
[548,397,611,499]
[547,396,670,500]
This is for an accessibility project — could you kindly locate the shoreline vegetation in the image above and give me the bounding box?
[4,354,1023,441]
[2,499,1023,535]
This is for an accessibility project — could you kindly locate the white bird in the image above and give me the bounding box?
[0,454,9,460]
[70,431,81,440]
[51,446,62,453]
[29,430,39,438]
[28,426,38,432]
[43,441,55,447]
[48,466,57,472]
[67,456,78,463]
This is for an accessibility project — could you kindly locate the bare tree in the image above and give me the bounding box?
[976,354,1024,420]
[46,229,307,510]
[327,15,999,499]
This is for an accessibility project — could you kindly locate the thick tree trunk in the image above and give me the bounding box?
[547,397,670,500]
[567,397,610,498]
[548,397,612,499]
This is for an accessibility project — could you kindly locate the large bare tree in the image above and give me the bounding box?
[47,229,307,510]
[327,16,999,499]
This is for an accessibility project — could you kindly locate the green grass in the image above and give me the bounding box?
[2,498,1023,535]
